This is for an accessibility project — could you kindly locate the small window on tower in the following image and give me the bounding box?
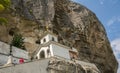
[43,38,46,42]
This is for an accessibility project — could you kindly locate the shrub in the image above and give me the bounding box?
[0,0,11,8]
[12,34,26,50]
[0,4,5,12]
[0,0,11,25]
[0,17,8,25]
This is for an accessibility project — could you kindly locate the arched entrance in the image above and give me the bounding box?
[40,51,45,58]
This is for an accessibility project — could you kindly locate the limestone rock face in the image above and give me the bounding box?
[48,58,100,73]
[52,1,118,73]
[0,0,118,73]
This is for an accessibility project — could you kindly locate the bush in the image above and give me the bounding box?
[0,0,11,25]
[0,17,8,25]
[12,34,26,50]
[0,0,11,8]
[0,4,5,12]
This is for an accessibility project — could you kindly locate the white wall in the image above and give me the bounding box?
[0,41,29,65]
[48,34,58,42]
[0,41,29,59]
[41,34,58,44]
[12,46,29,59]
[0,55,8,65]
[0,59,50,73]
[0,54,28,65]
[50,44,70,60]
[0,42,10,55]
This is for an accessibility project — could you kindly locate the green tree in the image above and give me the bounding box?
[0,0,11,25]
[12,34,26,50]
[0,17,8,25]
[0,0,11,9]
[0,4,5,11]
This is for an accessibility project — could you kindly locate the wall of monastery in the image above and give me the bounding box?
[0,41,29,65]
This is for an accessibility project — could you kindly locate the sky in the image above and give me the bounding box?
[72,0,120,73]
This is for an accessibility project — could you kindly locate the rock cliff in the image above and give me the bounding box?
[0,0,118,73]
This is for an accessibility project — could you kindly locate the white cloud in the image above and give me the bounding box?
[111,38,120,73]
[111,38,120,51]
[107,16,120,26]
[99,0,105,5]
[118,68,120,73]
[111,38,120,57]
[117,58,120,73]
[107,18,116,26]
[118,18,120,22]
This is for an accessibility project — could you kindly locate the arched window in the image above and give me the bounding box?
[40,51,45,58]
[43,38,46,43]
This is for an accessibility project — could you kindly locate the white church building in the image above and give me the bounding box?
[35,31,78,60]
[34,31,100,73]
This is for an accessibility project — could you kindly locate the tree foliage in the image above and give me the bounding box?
[12,34,26,50]
[0,4,5,11]
[0,0,11,9]
[0,17,8,25]
[0,0,10,25]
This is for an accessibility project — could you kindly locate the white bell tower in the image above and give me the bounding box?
[40,32,58,44]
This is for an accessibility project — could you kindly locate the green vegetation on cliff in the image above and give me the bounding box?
[0,0,10,25]
[12,34,25,50]
[0,0,11,9]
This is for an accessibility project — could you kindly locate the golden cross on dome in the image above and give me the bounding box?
[46,24,49,31]
[45,20,52,32]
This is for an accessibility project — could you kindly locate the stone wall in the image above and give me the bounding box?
[0,58,100,73]
[0,55,28,66]
[0,41,10,54]
[0,41,30,65]
[0,59,49,73]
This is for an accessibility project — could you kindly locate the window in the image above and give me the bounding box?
[43,38,46,42]
[52,37,54,41]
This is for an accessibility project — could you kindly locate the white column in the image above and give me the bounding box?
[45,49,48,58]
[50,45,54,57]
